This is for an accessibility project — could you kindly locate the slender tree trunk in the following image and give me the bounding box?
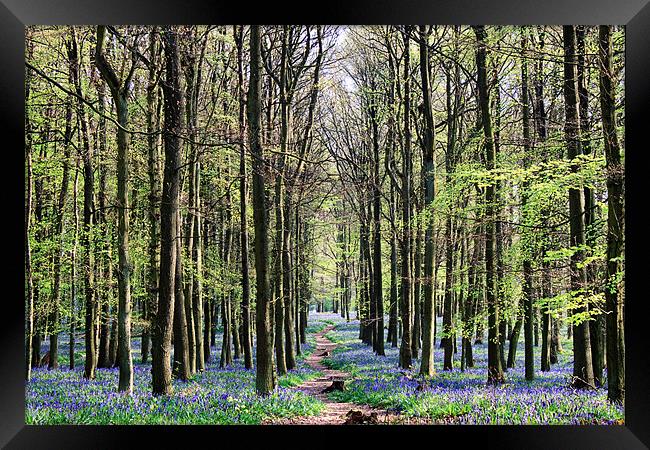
[192,192,205,371]
[521,31,535,381]
[493,70,507,372]
[535,27,552,373]
[203,296,212,364]
[399,27,413,370]
[412,225,422,358]
[576,26,604,387]
[474,25,504,384]
[274,239,286,375]
[143,29,160,365]
[69,160,80,370]
[443,213,454,371]
[236,25,253,370]
[73,28,97,381]
[599,25,624,404]
[540,259,552,371]
[507,306,523,369]
[386,43,399,350]
[25,31,35,380]
[48,64,74,369]
[563,25,595,390]
[94,26,134,393]
[173,208,190,381]
[283,197,296,369]
[95,82,113,370]
[370,85,385,356]
[463,227,479,369]
[389,184,399,348]
[221,191,234,368]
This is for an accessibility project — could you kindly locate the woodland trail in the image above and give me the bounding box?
[266,324,399,425]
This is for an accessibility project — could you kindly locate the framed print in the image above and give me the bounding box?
[2,0,649,447]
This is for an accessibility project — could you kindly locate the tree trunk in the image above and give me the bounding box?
[74,28,97,381]
[69,160,80,370]
[151,26,182,396]
[370,82,385,356]
[173,208,190,381]
[96,83,112,370]
[442,213,454,371]
[412,225,422,358]
[25,31,35,380]
[576,26,604,388]
[48,56,74,369]
[232,26,254,370]
[94,25,134,393]
[563,25,595,390]
[398,27,413,370]
[283,197,297,369]
[474,25,504,384]
[599,25,624,404]
[220,180,234,369]
[250,25,276,395]
[143,29,160,365]
[521,31,535,381]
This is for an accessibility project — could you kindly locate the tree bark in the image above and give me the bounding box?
[370,75,385,356]
[235,25,254,370]
[152,25,183,396]
[563,25,595,390]
[521,31,535,381]
[94,25,134,393]
[250,25,276,395]
[399,26,413,370]
[25,30,35,380]
[143,29,160,365]
[474,25,504,384]
[173,207,191,381]
[48,49,74,369]
[599,25,625,404]
[73,28,97,381]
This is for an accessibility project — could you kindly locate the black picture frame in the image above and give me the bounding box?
[2,1,648,447]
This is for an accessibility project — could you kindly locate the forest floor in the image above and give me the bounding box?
[265,324,402,424]
[25,312,624,425]
[322,319,624,425]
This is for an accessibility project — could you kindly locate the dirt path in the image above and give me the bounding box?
[266,324,399,425]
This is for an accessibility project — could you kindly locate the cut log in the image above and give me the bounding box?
[344,410,379,424]
[321,380,345,393]
[40,351,50,368]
